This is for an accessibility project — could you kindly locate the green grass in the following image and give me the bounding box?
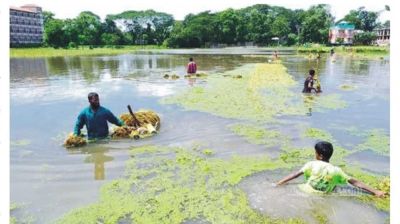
[296,45,389,57]
[10,45,167,58]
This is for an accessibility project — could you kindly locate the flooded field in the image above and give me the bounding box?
[10,50,389,223]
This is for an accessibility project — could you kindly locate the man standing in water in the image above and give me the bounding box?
[187,57,197,75]
[74,92,124,139]
[302,69,321,93]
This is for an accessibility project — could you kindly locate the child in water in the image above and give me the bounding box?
[276,141,385,197]
[302,69,322,93]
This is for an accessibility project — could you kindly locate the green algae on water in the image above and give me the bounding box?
[162,63,347,123]
[303,128,335,143]
[355,129,389,155]
[10,139,31,147]
[344,167,390,212]
[230,124,290,148]
[339,84,356,91]
[57,145,308,224]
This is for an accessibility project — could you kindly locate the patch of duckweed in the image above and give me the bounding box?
[303,128,335,143]
[10,202,36,224]
[10,139,31,147]
[344,167,390,212]
[339,84,356,91]
[57,145,309,224]
[355,129,389,155]
[162,63,347,123]
[310,209,329,224]
[229,124,290,148]
[306,94,348,111]
[202,149,214,155]
[10,202,19,211]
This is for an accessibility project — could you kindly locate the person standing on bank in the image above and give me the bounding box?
[74,92,124,139]
[187,57,197,75]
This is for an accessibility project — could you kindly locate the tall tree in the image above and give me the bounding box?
[299,4,334,44]
[342,7,378,31]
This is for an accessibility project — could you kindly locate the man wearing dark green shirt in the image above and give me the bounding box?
[74,92,124,139]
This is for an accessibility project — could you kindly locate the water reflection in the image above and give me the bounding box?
[67,146,114,180]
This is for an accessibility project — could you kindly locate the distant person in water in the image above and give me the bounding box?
[330,48,335,56]
[302,69,316,93]
[74,92,124,139]
[187,57,197,75]
[276,141,385,197]
[273,50,279,60]
[302,69,321,93]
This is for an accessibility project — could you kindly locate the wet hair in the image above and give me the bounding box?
[88,92,99,100]
[309,69,315,76]
[189,57,193,61]
[315,141,333,162]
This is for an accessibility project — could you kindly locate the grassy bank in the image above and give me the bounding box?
[297,45,389,55]
[10,45,166,58]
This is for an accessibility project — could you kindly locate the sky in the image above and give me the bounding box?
[8,0,391,22]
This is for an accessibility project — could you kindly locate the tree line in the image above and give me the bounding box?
[42,4,389,48]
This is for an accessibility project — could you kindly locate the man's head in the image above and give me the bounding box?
[309,69,315,76]
[88,92,100,109]
[314,141,333,162]
[189,57,193,62]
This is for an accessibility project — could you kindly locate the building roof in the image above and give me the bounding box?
[331,21,355,30]
[10,6,36,13]
[21,4,40,7]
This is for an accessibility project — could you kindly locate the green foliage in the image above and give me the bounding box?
[341,8,378,31]
[299,4,334,44]
[108,10,174,45]
[44,18,69,48]
[353,32,378,45]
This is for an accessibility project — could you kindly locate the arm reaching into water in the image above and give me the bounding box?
[348,178,386,198]
[276,171,303,186]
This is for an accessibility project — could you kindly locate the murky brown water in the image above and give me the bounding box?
[10,50,389,223]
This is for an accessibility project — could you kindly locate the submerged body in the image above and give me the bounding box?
[300,160,349,193]
[74,106,123,139]
[74,93,124,139]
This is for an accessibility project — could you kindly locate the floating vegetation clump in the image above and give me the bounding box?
[162,63,347,123]
[57,145,306,224]
[230,124,290,148]
[355,129,389,155]
[303,128,335,143]
[64,133,87,148]
[113,111,160,139]
[10,139,31,147]
[163,74,179,80]
[120,110,160,128]
[339,84,356,91]
[111,126,138,139]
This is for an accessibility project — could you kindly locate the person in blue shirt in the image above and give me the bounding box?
[74,92,124,139]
